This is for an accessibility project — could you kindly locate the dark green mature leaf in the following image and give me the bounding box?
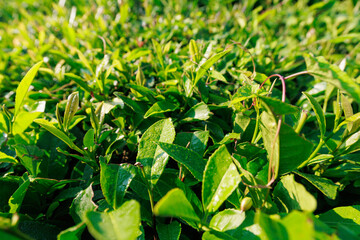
[260,111,313,176]
[154,188,200,223]
[181,102,210,122]
[157,221,181,240]
[202,145,241,213]
[157,142,206,181]
[14,61,43,119]
[70,184,97,224]
[273,174,317,213]
[294,171,338,200]
[303,92,326,138]
[195,47,232,85]
[136,118,176,186]
[85,200,141,240]
[304,54,360,103]
[174,131,209,156]
[317,205,360,234]
[57,222,86,240]
[259,96,299,115]
[100,161,136,209]
[144,101,178,118]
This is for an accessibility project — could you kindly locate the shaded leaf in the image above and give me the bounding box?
[157,221,181,240]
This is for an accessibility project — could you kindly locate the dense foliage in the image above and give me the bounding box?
[1,0,360,239]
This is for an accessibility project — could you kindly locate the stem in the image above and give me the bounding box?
[298,132,335,169]
[251,106,260,144]
[135,162,157,239]
[259,74,286,186]
[284,70,309,80]
[295,110,308,134]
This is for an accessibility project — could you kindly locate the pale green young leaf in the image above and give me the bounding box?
[154,188,200,223]
[85,200,141,240]
[14,61,43,119]
[195,46,232,85]
[304,54,360,103]
[303,92,326,139]
[0,151,18,164]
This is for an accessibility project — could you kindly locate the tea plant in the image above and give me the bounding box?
[1,0,360,239]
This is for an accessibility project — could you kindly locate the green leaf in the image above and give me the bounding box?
[303,92,326,138]
[294,171,338,200]
[157,221,181,240]
[260,111,313,177]
[204,210,260,240]
[85,200,141,240]
[8,175,30,213]
[209,209,245,231]
[202,145,241,213]
[181,102,210,122]
[195,47,232,85]
[57,222,86,240]
[304,54,360,103]
[12,111,42,135]
[210,70,228,83]
[34,119,84,154]
[152,39,164,68]
[281,211,315,240]
[335,112,360,133]
[14,61,43,120]
[174,131,209,156]
[154,188,200,223]
[75,49,93,74]
[70,184,97,223]
[157,142,206,181]
[83,129,95,151]
[189,39,200,63]
[128,84,157,103]
[317,205,360,234]
[273,174,317,213]
[100,161,136,209]
[259,96,299,115]
[63,92,79,132]
[256,211,288,240]
[0,151,17,164]
[144,101,178,118]
[136,118,176,186]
